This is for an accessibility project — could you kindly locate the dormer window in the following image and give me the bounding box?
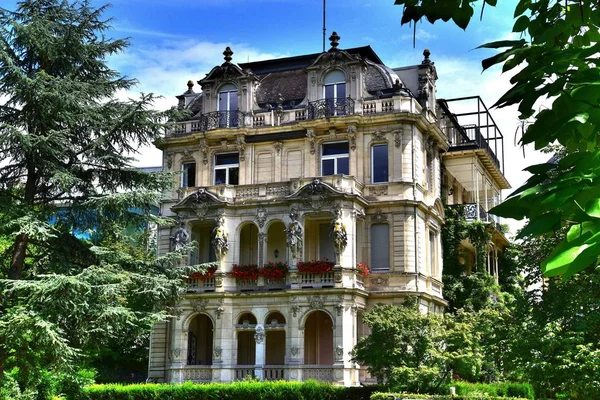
[218,84,238,128]
[324,70,346,116]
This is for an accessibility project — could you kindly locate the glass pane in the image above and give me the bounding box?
[336,156,349,175]
[218,92,227,111]
[372,145,388,183]
[215,169,226,184]
[322,159,334,176]
[371,224,389,271]
[319,223,335,262]
[229,167,239,185]
[322,142,349,156]
[336,83,346,100]
[325,84,335,100]
[216,153,239,165]
[229,91,238,111]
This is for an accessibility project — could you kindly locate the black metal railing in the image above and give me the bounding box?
[198,110,245,131]
[307,98,354,119]
[453,124,501,170]
[449,203,504,233]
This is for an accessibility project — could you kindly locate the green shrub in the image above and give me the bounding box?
[76,381,379,400]
[370,393,529,400]
[447,382,534,400]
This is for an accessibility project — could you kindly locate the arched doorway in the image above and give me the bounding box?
[304,310,333,365]
[265,312,286,365]
[237,312,257,365]
[239,224,259,265]
[187,314,213,365]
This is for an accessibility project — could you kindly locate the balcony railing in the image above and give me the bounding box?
[307,97,355,119]
[302,366,334,381]
[299,272,335,288]
[187,277,216,293]
[459,125,501,170]
[449,203,503,231]
[234,366,255,380]
[167,97,423,136]
[182,366,212,382]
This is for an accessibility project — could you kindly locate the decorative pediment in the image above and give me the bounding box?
[287,179,346,200]
[172,188,228,218]
[199,47,256,86]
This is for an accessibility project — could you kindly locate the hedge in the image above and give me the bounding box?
[445,382,535,400]
[370,393,529,400]
[75,381,379,400]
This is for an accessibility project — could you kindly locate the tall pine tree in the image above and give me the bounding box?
[0,0,196,394]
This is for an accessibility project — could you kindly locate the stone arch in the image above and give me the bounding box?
[186,313,214,366]
[319,68,348,86]
[235,311,257,366]
[433,198,445,219]
[181,310,216,331]
[238,222,260,265]
[265,220,287,264]
[303,310,334,365]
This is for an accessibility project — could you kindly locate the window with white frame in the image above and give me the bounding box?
[324,70,347,116]
[371,144,388,183]
[217,83,239,128]
[370,223,389,272]
[181,162,196,188]
[321,141,349,176]
[214,153,239,185]
[429,230,437,276]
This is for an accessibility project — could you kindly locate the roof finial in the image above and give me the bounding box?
[422,48,431,64]
[187,80,194,89]
[223,46,233,63]
[328,31,340,52]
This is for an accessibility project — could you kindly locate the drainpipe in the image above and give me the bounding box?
[412,125,419,293]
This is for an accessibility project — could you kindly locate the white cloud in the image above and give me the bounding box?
[399,28,438,42]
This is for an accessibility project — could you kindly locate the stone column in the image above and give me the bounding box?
[254,324,266,380]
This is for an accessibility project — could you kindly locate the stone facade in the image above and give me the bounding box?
[148,35,509,385]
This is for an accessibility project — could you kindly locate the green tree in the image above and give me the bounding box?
[0,0,198,396]
[395,0,600,278]
[352,298,448,393]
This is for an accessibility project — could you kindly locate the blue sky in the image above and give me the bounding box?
[3,0,545,234]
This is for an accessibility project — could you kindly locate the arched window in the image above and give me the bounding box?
[304,310,333,365]
[217,84,238,127]
[187,314,213,366]
[323,70,346,116]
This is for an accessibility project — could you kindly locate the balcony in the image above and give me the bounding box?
[166,96,423,136]
[448,203,502,231]
[438,96,505,175]
[176,365,339,383]
[307,97,354,119]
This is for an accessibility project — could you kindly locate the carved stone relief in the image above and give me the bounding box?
[309,295,325,309]
[371,209,388,222]
[255,207,267,228]
[306,130,316,155]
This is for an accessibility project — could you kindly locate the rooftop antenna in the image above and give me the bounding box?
[322,0,326,52]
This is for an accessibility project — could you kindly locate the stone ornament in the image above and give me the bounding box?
[171,220,190,251]
[291,347,299,357]
[212,213,229,259]
[213,347,222,359]
[309,295,324,310]
[191,299,208,312]
[335,346,344,358]
[330,208,347,256]
[286,209,303,259]
[255,207,267,228]
[291,305,300,317]
[254,325,265,344]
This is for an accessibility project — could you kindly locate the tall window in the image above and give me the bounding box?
[371,144,388,183]
[426,151,434,190]
[181,162,196,188]
[371,223,389,272]
[322,141,349,176]
[429,230,437,276]
[214,153,239,185]
[324,70,346,116]
[218,84,238,128]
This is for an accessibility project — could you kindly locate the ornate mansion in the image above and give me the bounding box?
[147,33,510,386]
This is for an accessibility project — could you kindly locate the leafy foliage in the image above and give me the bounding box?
[75,381,379,400]
[0,0,196,396]
[394,0,600,277]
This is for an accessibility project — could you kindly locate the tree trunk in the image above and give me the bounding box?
[9,233,28,280]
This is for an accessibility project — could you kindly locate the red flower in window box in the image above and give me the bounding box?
[260,262,289,279]
[189,263,218,280]
[229,264,260,280]
[356,262,370,277]
[297,260,335,274]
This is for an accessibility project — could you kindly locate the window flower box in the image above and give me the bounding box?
[297,260,335,274]
[189,263,218,280]
[230,264,260,280]
[260,261,289,280]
